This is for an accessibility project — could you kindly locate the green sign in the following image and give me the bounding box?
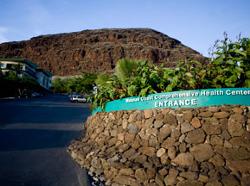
[93,88,250,114]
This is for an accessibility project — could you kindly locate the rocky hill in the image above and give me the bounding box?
[0,28,206,76]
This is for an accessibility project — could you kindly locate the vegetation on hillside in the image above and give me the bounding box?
[92,35,250,109]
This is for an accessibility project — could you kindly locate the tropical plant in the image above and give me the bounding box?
[115,58,138,84]
[208,33,250,87]
[91,35,250,110]
[92,73,121,109]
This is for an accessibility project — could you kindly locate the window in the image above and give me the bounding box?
[6,64,12,69]
[0,63,6,69]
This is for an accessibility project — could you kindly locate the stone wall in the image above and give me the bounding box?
[68,106,250,186]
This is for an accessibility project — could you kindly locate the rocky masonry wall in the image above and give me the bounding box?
[68,106,250,186]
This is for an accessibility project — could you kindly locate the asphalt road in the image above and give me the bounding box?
[0,95,91,186]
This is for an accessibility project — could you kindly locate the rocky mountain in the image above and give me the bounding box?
[0,28,206,76]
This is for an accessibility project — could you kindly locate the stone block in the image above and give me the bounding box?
[172,153,194,167]
[190,144,214,162]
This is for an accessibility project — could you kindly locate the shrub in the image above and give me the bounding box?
[51,73,97,94]
[92,35,250,110]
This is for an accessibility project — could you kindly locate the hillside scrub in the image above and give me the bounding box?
[92,36,250,109]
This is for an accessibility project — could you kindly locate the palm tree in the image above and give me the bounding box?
[115,58,138,85]
[95,73,112,88]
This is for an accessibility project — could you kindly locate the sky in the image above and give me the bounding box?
[0,0,249,57]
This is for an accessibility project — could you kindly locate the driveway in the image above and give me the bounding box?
[0,95,91,186]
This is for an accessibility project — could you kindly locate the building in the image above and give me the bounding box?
[36,68,52,90]
[0,58,38,80]
[0,58,52,90]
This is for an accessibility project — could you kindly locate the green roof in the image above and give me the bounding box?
[0,57,38,68]
[36,68,52,77]
[0,57,52,76]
